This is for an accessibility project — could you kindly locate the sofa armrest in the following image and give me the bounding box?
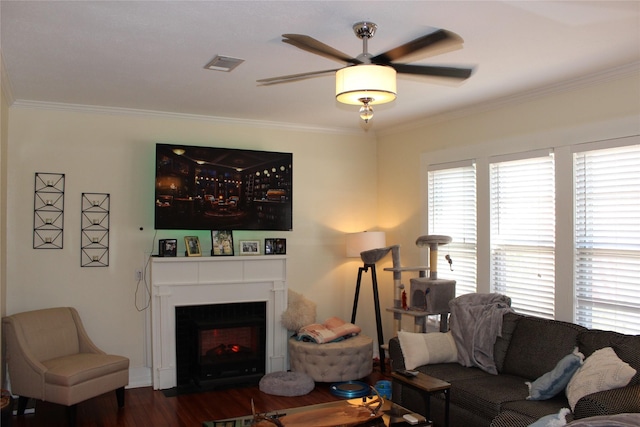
[573,384,640,419]
[388,337,407,372]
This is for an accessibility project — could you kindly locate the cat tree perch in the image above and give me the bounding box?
[385,235,456,334]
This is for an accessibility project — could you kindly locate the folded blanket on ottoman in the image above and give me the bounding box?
[296,317,361,343]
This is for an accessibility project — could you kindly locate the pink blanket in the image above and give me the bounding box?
[296,317,361,344]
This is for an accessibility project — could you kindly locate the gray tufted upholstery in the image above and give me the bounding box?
[288,334,373,382]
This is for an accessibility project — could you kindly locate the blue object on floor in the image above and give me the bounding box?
[330,380,371,398]
[375,380,392,399]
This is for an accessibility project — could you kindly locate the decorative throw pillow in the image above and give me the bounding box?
[281,289,316,331]
[527,408,570,427]
[566,346,636,411]
[526,347,584,400]
[397,331,458,370]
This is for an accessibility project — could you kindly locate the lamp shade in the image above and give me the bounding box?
[346,231,387,258]
[336,65,397,105]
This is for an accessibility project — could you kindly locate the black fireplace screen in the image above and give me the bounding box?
[175,301,266,388]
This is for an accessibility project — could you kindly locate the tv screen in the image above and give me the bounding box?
[155,144,292,231]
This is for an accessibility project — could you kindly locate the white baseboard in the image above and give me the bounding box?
[127,366,152,389]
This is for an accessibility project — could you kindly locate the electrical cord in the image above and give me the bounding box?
[135,229,157,312]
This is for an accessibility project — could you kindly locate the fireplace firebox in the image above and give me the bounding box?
[175,301,266,389]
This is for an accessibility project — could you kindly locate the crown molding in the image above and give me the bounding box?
[377,61,640,137]
[9,100,371,138]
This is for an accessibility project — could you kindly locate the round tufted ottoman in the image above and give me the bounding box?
[288,334,373,382]
[259,371,315,396]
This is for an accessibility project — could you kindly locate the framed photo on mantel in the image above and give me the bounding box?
[265,238,286,255]
[184,236,201,257]
[158,239,177,257]
[239,240,260,255]
[211,230,234,256]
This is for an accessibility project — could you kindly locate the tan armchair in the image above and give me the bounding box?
[2,307,129,426]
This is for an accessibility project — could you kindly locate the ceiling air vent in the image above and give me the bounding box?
[204,55,244,72]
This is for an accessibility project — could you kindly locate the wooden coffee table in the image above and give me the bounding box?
[390,372,451,427]
[204,398,431,426]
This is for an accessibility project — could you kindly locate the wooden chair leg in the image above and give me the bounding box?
[115,386,125,408]
[17,396,29,415]
[67,404,77,427]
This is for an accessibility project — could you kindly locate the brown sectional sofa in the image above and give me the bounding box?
[388,313,640,427]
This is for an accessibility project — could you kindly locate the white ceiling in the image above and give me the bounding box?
[2,1,639,133]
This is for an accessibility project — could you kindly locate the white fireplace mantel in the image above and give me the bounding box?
[151,256,287,390]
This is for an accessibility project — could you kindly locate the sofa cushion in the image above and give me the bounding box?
[577,330,640,386]
[502,316,587,380]
[566,347,636,411]
[490,409,538,427]
[494,312,523,373]
[449,374,530,421]
[490,409,537,427]
[566,413,640,427]
[418,362,492,384]
[500,396,572,425]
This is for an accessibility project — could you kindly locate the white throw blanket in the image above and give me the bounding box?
[449,293,513,374]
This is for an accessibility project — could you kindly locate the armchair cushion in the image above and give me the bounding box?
[16,307,81,361]
[43,353,129,387]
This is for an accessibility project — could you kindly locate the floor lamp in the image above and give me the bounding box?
[346,232,393,372]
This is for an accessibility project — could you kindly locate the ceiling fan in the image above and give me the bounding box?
[258,22,474,122]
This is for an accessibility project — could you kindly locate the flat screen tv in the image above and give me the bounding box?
[155,144,292,231]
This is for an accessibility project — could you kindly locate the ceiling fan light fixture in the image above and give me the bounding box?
[335,65,397,106]
[358,98,374,123]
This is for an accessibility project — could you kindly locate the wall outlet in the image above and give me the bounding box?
[135,270,143,281]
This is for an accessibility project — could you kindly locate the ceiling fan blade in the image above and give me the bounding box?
[371,29,463,64]
[282,34,361,65]
[257,68,339,86]
[390,63,474,79]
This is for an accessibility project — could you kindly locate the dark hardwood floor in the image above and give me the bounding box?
[8,362,390,427]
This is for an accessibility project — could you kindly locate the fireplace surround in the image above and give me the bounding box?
[151,256,287,390]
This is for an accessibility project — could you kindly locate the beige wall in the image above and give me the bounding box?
[3,69,638,387]
[377,72,640,330]
[5,108,379,385]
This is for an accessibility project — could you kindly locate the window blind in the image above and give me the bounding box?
[574,144,640,334]
[428,161,477,296]
[490,152,555,318]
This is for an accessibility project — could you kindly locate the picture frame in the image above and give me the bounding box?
[264,239,274,255]
[184,236,202,257]
[211,230,234,256]
[239,240,261,255]
[265,238,287,255]
[273,238,286,254]
[159,238,177,257]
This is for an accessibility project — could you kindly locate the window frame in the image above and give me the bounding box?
[421,134,640,332]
